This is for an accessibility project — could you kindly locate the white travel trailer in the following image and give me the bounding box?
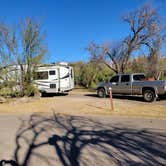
[0,62,74,94]
[34,62,74,93]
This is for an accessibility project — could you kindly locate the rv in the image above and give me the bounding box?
[0,62,74,94]
[34,62,74,93]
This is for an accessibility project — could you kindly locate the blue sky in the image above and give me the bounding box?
[0,0,165,63]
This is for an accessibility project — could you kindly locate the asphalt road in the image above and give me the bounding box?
[0,114,166,166]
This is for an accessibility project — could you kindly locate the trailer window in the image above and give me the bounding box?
[49,70,56,75]
[35,71,48,80]
[121,75,130,82]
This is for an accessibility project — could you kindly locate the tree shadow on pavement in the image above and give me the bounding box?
[0,160,19,166]
[11,113,166,166]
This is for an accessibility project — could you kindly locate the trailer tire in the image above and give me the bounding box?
[143,90,156,102]
[97,88,106,98]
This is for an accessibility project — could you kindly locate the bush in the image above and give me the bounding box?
[23,83,38,97]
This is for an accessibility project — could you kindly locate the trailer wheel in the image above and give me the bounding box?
[97,88,106,98]
[143,90,156,102]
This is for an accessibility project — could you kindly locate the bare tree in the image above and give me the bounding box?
[85,42,105,87]
[86,42,103,63]
[87,42,122,73]
[0,23,17,66]
[103,4,164,73]
[102,42,126,73]
[0,22,19,96]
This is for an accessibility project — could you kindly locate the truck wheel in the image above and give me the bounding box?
[97,88,106,98]
[143,90,156,102]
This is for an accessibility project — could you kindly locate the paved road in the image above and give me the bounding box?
[0,114,166,166]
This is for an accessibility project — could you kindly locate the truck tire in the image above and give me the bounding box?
[143,90,156,102]
[97,88,106,98]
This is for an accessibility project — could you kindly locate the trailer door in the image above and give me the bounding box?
[69,67,74,89]
[59,66,70,91]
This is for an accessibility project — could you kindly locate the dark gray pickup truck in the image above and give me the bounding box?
[97,73,166,102]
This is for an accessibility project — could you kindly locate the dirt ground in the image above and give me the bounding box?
[0,91,166,165]
[0,90,166,119]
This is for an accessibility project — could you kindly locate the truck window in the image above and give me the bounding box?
[35,71,48,80]
[133,74,145,81]
[121,75,130,82]
[110,76,119,82]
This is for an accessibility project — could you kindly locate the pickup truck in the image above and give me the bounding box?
[97,73,166,102]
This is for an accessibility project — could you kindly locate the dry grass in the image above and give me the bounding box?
[0,90,166,119]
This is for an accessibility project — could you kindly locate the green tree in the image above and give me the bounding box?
[0,18,46,96]
[19,18,46,96]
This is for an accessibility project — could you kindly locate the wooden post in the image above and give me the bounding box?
[109,87,114,111]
